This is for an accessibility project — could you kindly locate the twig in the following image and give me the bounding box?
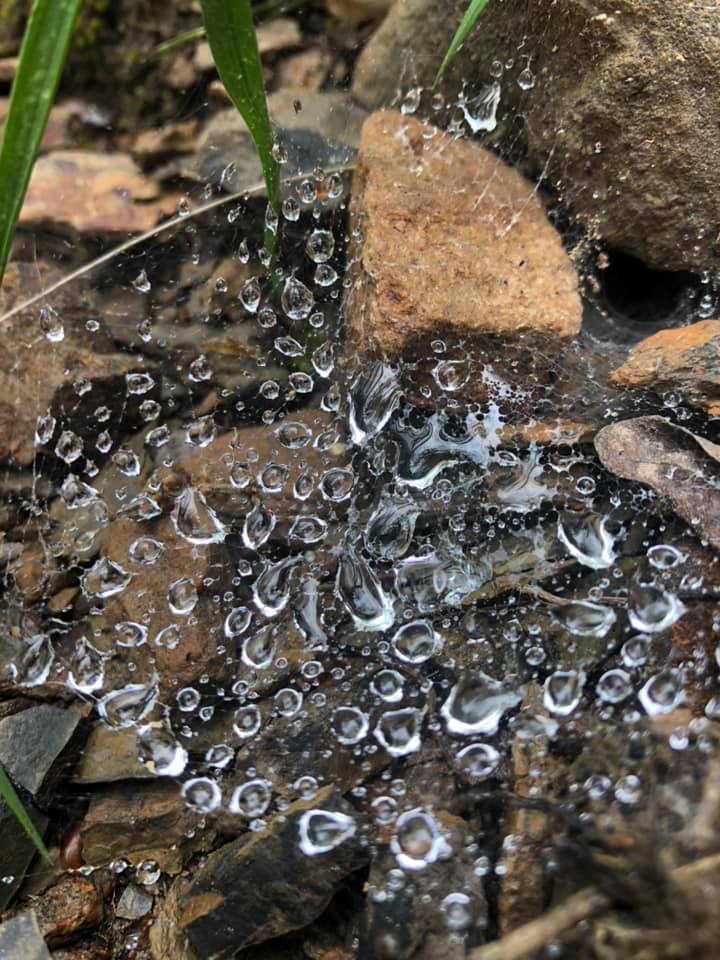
[469,887,609,960]
[469,852,720,960]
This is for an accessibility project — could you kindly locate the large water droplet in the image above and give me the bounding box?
[441,673,521,736]
[298,809,356,855]
[336,547,395,631]
[348,363,402,445]
[557,514,616,569]
[172,487,226,545]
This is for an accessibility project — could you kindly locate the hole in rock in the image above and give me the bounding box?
[599,248,695,327]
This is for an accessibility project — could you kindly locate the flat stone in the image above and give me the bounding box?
[0,705,79,796]
[343,111,581,363]
[608,319,720,414]
[19,151,172,235]
[151,786,366,960]
[72,724,152,785]
[80,781,214,874]
[194,17,301,71]
[116,884,154,920]
[0,911,50,960]
[327,0,394,20]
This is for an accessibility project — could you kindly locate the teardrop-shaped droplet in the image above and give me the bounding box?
[348,362,402,445]
[67,637,106,694]
[336,547,394,631]
[281,275,314,320]
[167,576,198,615]
[241,623,277,670]
[556,600,616,638]
[137,721,188,776]
[558,514,616,569]
[253,556,300,617]
[172,487,226,545]
[81,558,132,599]
[364,498,418,561]
[243,501,276,550]
[542,670,586,716]
[374,707,424,757]
[98,676,159,728]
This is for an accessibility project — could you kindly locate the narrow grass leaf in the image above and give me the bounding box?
[0,763,51,863]
[0,0,83,282]
[434,0,491,88]
[200,0,279,213]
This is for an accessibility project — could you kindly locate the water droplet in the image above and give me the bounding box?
[392,620,442,663]
[253,556,300,617]
[337,547,395,631]
[298,809,356,855]
[558,513,616,569]
[629,586,685,633]
[305,229,335,263]
[391,808,449,870]
[81,558,132,598]
[168,576,198,615]
[543,670,585,716]
[132,270,151,294]
[229,779,271,817]
[332,706,369,745]
[455,743,500,782]
[181,778,221,813]
[243,501,276,550]
[348,363,402,445]
[374,707,424,757]
[460,82,501,133]
[556,600,616,638]
[639,671,683,715]
[98,677,158,728]
[172,487,226,544]
[441,673,521,735]
[281,275,315,320]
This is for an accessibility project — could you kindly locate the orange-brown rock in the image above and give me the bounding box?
[30,875,103,948]
[344,110,582,364]
[609,319,720,413]
[19,151,173,236]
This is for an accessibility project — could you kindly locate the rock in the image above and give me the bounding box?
[194,17,302,71]
[327,0,394,21]
[165,90,366,192]
[71,724,152,785]
[80,781,214,874]
[0,800,48,912]
[595,416,720,550]
[0,262,157,466]
[150,786,366,960]
[608,319,720,415]
[19,151,173,236]
[343,110,581,367]
[131,120,200,162]
[352,0,720,274]
[275,49,332,92]
[0,911,50,960]
[115,884,153,920]
[28,875,103,948]
[0,705,80,798]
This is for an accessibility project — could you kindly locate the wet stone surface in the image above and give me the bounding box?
[1,35,720,960]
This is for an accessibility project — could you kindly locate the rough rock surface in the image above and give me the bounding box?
[0,801,48,912]
[343,110,581,362]
[29,875,104,948]
[80,781,214,874]
[595,416,720,550]
[19,151,173,235]
[0,705,80,797]
[150,787,366,960]
[609,319,720,414]
[0,911,50,960]
[352,0,720,273]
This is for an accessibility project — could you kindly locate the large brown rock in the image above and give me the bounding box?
[609,319,720,415]
[343,110,581,362]
[352,0,720,274]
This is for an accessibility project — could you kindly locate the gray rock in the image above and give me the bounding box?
[116,884,154,920]
[164,91,366,192]
[0,800,48,912]
[151,786,366,960]
[352,0,720,274]
[0,911,50,960]
[0,705,80,797]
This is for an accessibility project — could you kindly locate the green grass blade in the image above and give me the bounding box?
[0,0,83,282]
[434,0,491,88]
[200,0,279,213]
[0,763,51,864]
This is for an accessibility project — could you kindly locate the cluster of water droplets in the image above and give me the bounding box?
[4,122,717,932]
